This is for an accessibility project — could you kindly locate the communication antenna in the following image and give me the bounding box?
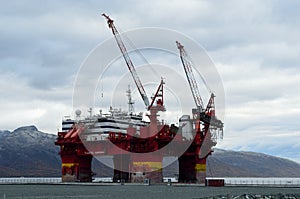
[127,85,134,114]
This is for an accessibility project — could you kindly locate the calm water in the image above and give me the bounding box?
[0,184,300,199]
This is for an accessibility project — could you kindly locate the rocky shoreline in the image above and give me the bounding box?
[201,193,299,199]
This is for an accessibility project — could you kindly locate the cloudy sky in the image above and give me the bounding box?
[1,0,300,162]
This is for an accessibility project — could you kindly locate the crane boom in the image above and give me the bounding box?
[176,41,223,132]
[102,13,150,108]
[176,41,204,111]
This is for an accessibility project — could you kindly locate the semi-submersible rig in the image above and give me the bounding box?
[55,14,223,184]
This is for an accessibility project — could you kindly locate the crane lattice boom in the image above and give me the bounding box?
[102,13,150,108]
[176,41,223,136]
[176,41,204,111]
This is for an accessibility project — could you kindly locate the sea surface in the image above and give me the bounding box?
[1,184,300,199]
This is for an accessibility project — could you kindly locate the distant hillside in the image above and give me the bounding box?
[206,149,300,177]
[1,126,300,178]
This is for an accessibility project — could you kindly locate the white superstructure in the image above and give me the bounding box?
[62,108,149,141]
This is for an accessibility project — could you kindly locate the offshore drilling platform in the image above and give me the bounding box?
[55,14,223,184]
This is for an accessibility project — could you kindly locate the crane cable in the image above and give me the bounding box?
[116,24,161,83]
[182,48,212,95]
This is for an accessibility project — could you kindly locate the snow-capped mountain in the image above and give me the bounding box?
[0,126,60,177]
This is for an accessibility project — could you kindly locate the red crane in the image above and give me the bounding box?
[176,41,204,112]
[102,13,150,108]
[176,41,223,136]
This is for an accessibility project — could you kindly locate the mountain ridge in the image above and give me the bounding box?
[1,125,300,177]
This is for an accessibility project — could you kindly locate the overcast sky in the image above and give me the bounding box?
[1,0,300,163]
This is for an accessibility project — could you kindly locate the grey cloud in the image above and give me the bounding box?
[0,0,300,162]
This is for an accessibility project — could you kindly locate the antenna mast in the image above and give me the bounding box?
[127,85,134,114]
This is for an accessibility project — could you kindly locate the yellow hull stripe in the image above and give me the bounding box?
[132,162,162,169]
[195,163,206,172]
[62,163,78,168]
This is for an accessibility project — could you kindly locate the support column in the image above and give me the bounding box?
[61,153,93,182]
[130,154,163,184]
[195,157,206,184]
[178,155,206,184]
[178,155,196,183]
[113,154,130,183]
